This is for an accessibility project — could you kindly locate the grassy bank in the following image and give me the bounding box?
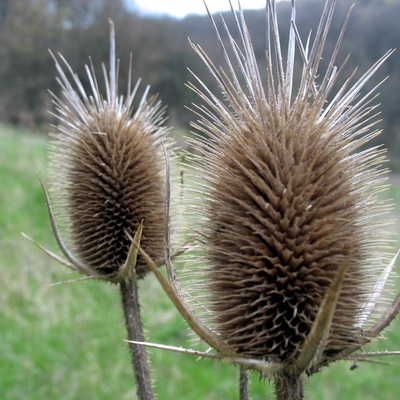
[1,124,399,399]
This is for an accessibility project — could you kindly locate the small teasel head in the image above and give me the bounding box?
[47,21,173,281]
[184,0,397,382]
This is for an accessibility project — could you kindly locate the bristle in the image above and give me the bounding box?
[185,0,394,367]
[48,22,172,279]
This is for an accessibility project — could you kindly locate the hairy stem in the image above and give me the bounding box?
[274,373,304,400]
[120,278,154,400]
[239,367,249,400]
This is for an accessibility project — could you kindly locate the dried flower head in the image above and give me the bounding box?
[161,0,400,397]
[45,21,173,281]
[21,21,177,399]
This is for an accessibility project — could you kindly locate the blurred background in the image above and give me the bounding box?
[0,0,399,166]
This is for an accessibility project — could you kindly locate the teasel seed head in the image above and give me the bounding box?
[48,21,173,281]
[185,0,396,374]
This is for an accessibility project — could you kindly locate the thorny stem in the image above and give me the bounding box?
[239,367,249,400]
[120,278,154,400]
[274,372,304,400]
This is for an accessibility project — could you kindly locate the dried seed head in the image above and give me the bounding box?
[186,0,395,369]
[48,22,173,280]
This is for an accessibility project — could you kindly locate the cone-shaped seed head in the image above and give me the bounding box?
[49,23,172,279]
[186,0,394,366]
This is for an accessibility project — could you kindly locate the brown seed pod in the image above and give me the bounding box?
[185,0,395,372]
[48,22,173,280]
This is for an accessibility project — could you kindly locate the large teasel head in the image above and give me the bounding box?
[183,0,398,383]
[45,21,173,281]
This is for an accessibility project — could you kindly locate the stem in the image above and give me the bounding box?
[120,278,154,400]
[274,373,304,400]
[239,367,249,400]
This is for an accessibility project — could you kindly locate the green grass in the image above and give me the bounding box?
[1,124,399,399]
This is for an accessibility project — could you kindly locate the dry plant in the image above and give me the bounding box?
[129,0,400,399]
[23,21,175,400]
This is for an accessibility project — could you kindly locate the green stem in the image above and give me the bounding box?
[120,278,154,400]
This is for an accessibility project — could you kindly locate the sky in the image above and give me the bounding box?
[133,0,269,19]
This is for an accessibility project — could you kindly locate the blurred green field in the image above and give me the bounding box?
[1,124,399,399]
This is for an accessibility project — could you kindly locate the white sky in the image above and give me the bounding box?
[133,0,269,19]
